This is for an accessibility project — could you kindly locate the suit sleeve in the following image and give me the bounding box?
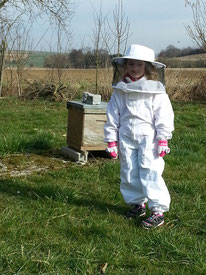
[153,93,174,140]
[104,92,120,142]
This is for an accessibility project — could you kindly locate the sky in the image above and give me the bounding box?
[33,0,195,56]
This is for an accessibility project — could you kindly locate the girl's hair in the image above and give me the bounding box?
[145,62,158,80]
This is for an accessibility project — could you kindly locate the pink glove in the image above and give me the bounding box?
[158,140,170,157]
[106,141,118,159]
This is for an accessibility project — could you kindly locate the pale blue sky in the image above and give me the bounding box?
[33,0,195,55]
[71,0,194,54]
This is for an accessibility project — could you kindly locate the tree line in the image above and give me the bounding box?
[43,48,114,69]
[158,45,205,58]
[42,45,205,69]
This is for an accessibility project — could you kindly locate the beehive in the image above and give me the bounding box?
[67,101,107,152]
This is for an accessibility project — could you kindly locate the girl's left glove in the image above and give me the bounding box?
[158,140,170,157]
[106,141,118,159]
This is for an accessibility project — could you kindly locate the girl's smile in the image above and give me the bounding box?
[126,59,145,80]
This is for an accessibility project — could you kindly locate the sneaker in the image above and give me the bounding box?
[126,204,146,219]
[142,212,164,229]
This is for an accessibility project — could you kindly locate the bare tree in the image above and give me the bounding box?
[185,0,206,51]
[4,23,37,95]
[0,1,74,49]
[0,40,6,96]
[90,0,105,93]
[0,0,75,52]
[0,0,75,29]
[109,0,131,56]
[0,0,75,96]
[90,0,131,94]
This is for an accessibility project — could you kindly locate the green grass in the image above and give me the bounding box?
[26,51,52,68]
[5,51,52,68]
[0,98,67,155]
[0,98,206,274]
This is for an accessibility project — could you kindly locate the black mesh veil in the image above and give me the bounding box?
[111,60,165,86]
[112,60,125,85]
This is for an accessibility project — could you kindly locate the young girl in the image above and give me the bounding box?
[104,44,174,229]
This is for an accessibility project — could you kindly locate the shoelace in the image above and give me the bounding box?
[149,213,163,221]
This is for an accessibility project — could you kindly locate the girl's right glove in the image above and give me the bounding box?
[106,141,118,159]
[158,140,170,157]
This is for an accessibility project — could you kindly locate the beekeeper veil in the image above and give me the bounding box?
[112,44,166,93]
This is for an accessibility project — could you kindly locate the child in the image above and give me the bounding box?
[104,44,174,229]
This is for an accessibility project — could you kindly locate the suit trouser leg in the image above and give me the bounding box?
[119,136,170,212]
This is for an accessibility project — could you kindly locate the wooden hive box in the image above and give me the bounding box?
[67,101,108,152]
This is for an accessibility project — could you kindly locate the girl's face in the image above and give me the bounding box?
[126,59,145,80]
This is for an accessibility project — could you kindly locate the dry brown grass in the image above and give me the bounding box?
[2,67,206,102]
[4,67,112,84]
[166,68,206,101]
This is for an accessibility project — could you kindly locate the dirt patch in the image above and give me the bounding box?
[0,153,72,178]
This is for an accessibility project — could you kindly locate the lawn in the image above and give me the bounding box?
[0,97,206,274]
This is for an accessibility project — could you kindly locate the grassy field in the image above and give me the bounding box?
[0,97,205,274]
[5,51,54,68]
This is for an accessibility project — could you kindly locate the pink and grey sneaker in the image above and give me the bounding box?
[142,212,164,229]
[126,203,146,219]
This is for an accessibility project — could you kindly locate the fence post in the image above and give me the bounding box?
[0,40,6,97]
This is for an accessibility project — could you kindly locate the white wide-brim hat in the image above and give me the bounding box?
[112,44,166,68]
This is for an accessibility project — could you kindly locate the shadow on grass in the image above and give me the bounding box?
[0,178,127,216]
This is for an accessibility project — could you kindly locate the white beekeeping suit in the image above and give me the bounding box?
[104,44,174,213]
